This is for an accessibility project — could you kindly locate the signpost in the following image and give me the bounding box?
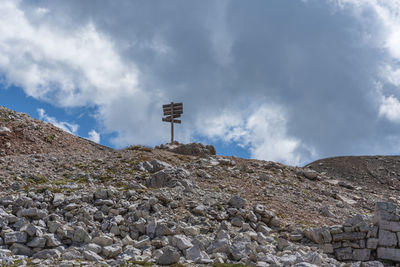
[162,102,183,144]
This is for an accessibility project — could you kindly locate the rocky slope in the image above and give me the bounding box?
[0,106,110,156]
[306,156,400,191]
[0,106,397,266]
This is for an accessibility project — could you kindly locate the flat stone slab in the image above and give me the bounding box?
[377,247,400,262]
[379,220,400,232]
[332,232,366,241]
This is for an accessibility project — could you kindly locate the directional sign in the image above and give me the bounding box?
[163,111,182,116]
[163,102,183,109]
[163,114,181,119]
[162,102,183,143]
[162,118,181,123]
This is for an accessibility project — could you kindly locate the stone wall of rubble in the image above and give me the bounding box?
[306,201,400,263]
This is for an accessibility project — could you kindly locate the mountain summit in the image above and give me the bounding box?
[0,106,397,266]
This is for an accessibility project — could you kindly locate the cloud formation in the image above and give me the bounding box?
[37,108,78,134]
[1,0,400,165]
[88,130,100,143]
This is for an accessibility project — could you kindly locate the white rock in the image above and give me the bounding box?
[84,243,102,254]
[173,235,193,251]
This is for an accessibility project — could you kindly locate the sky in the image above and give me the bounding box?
[1,0,400,166]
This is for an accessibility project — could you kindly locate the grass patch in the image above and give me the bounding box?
[75,163,89,170]
[28,175,49,184]
[44,134,56,143]
[2,259,23,267]
[106,168,116,174]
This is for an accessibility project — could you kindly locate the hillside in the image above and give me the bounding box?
[306,155,400,192]
[0,106,396,266]
[0,106,110,156]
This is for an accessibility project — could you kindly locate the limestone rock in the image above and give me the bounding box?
[4,231,27,244]
[32,249,61,259]
[228,195,246,209]
[83,250,104,261]
[147,167,190,188]
[377,247,400,262]
[102,244,122,258]
[92,235,113,247]
[156,247,180,265]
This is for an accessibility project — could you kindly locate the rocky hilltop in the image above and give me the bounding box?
[0,106,398,266]
[306,156,400,191]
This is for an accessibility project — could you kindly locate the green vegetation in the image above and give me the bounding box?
[28,175,49,185]
[44,134,56,143]
[127,145,153,152]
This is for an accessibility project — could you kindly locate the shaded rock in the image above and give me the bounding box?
[83,250,104,261]
[72,227,91,243]
[147,167,190,188]
[4,231,27,244]
[304,227,332,244]
[228,195,246,209]
[32,249,61,259]
[10,243,32,256]
[303,169,319,180]
[102,244,122,258]
[156,247,180,265]
[27,237,46,248]
[92,235,113,247]
[166,143,216,156]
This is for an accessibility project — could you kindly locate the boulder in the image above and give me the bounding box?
[228,195,246,209]
[147,167,190,188]
[4,231,27,244]
[102,244,122,258]
[305,227,332,244]
[166,143,216,156]
[27,237,46,248]
[83,250,104,261]
[92,235,113,247]
[32,249,61,259]
[156,247,180,265]
[173,235,193,251]
[72,227,91,243]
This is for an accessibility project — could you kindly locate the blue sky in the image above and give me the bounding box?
[1,0,400,166]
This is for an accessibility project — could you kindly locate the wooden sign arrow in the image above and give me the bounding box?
[162,103,183,109]
[162,117,181,123]
[163,110,183,116]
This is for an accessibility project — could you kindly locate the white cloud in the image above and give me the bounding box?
[334,0,400,118]
[37,108,78,134]
[4,0,398,164]
[0,0,167,146]
[87,129,100,143]
[379,95,400,123]
[196,104,315,165]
